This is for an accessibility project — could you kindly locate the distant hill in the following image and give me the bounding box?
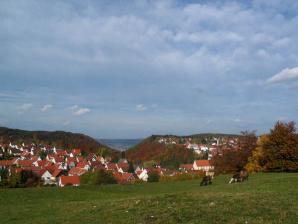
[0,126,119,156]
[126,133,241,167]
[151,133,240,140]
[126,136,195,168]
[97,139,143,151]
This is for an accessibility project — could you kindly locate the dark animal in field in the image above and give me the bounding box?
[229,173,241,183]
[229,169,249,184]
[200,175,212,186]
[240,169,249,181]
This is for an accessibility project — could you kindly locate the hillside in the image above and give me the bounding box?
[0,173,297,223]
[126,136,195,168]
[0,126,119,156]
[153,133,240,138]
[126,133,239,166]
[151,133,241,142]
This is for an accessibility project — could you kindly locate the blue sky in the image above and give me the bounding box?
[1,0,298,138]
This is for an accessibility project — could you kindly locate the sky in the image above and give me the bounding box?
[1,0,298,138]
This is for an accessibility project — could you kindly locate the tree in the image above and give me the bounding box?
[128,161,135,173]
[147,171,160,182]
[246,135,268,173]
[0,168,9,186]
[39,151,47,160]
[8,172,21,188]
[262,121,298,172]
[121,151,126,159]
[212,131,257,174]
[93,169,117,185]
[0,150,13,160]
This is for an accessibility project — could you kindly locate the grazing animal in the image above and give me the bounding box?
[229,169,249,184]
[229,173,240,183]
[200,175,212,186]
[239,169,249,181]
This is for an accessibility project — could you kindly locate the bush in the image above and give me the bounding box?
[94,169,117,185]
[8,172,21,188]
[147,171,160,182]
[81,170,117,185]
[80,172,95,185]
[7,170,40,188]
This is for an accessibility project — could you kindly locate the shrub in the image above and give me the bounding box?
[147,171,160,182]
[80,171,95,185]
[81,170,117,185]
[94,169,117,185]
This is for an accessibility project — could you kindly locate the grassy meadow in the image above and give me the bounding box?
[0,173,297,224]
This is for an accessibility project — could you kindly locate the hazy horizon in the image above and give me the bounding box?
[1,0,298,138]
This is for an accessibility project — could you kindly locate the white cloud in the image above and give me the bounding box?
[267,67,298,84]
[68,105,79,110]
[41,104,53,112]
[68,105,90,115]
[67,105,91,116]
[17,103,33,114]
[73,108,90,116]
[1,1,298,137]
[136,104,147,112]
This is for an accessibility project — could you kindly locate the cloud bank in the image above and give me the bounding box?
[267,67,298,83]
[0,0,298,137]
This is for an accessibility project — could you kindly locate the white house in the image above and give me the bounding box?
[193,160,214,172]
[136,169,148,182]
[41,170,54,185]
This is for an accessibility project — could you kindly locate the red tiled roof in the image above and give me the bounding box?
[180,164,193,170]
[195,160,211,167]
[106,163,118,171]
[0,160,14,166]
[90,161,104,168]
[53,156,64,163]
[71,149,81,155]
[30,156,39,162]
[68,167,87,176]
[18,160,33,167]
[77,161,89,169]
[86,153,96,161]
[66,157,76,164]
[37,160,53,168]
[113,172,135,183]
[60,175,80,186]
[76,157,85,163]
[37,168,49,177]
[52,169,63,177]
[117,162,129,172]
[56,150,67,156]
[44,164,57,173]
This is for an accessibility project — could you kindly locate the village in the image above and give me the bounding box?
[0,140,220,187]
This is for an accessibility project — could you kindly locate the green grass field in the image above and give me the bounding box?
[0,173,297,224]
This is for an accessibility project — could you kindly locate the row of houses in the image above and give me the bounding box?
[1,142,215,187]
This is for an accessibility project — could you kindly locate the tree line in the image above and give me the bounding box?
[212,121,298,174]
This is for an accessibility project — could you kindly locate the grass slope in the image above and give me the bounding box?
[0,173,297,224]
